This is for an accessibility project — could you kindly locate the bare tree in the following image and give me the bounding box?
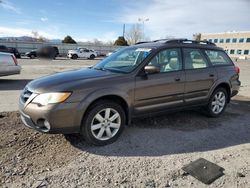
[31,31,39,38]
[125,24,144,45]
[93,38,103,46]
[31,31,47,42]
[193,33,201,41]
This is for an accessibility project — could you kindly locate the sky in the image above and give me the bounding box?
[0,0,250,42]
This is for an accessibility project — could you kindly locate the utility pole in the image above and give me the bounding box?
[123,24,125,37]
[138,18,149,40]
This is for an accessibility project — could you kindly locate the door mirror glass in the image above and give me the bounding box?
[144,65,160,74]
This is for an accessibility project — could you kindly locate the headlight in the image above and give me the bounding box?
[32,92,71,106]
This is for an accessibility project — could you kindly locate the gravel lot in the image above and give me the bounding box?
[0,58,250,187]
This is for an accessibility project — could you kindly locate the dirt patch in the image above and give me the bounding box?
[0,112,81,186]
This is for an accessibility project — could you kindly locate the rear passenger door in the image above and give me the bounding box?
[183,48,217,104]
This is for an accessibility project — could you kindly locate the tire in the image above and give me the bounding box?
[30,55,35,59]
[206,87,228,117]
[81,100,125,146]
[89,54,95,60]
[72,54,78,59]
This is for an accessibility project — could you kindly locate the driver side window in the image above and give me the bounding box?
[148,48,182,73]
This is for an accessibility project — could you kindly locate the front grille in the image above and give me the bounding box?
[21,88,33,103]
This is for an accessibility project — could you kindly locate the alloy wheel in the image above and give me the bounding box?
[211,91,226,114]
[91,108,121,141]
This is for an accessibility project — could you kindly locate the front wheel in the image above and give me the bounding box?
[89,54,95,60]
[81,100,125,146]
[71,54,78,59]
[206,88,228,117]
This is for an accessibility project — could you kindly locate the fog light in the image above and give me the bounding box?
[44,120,51,130]
[37,119,51,132]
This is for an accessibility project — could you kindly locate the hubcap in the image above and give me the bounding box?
[91,108,121,141]
[211,91,226,114]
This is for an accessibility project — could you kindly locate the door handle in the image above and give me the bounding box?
[209,74,214,77]
[175,78,181,81]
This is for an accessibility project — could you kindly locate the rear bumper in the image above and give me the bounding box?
[231,80,241,97]
[0,66,21,76]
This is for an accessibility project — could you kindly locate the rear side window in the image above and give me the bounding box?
[183,48,208,69]
[205,50,232,66]
[0,54,14,65]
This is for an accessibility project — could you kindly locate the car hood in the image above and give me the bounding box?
[26,68,117,93]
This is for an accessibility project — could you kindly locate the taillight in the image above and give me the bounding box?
[235,66,240,74]
[11,55,18,65]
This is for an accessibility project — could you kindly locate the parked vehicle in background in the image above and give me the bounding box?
[67,47,97,59]
[25,50,37,59]
[96,51,106,57]
[0,52,21,76]
[37,46,59,59]
[19,39,240,146]
[7,47,21,58]
[0,45,21,58]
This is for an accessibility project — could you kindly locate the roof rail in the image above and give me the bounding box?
[165,39,216,46]
[135,41,151,45]
[154,38,187,43]
[134,38,216,46]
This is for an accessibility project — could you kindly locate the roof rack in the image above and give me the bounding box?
[153,38,187,43]
[135,41,151,45]
[165,39,216,46]
[134,38,216,46]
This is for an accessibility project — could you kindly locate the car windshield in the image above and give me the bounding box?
[93,47,152,73]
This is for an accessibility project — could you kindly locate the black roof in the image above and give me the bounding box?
[132,38,223,51]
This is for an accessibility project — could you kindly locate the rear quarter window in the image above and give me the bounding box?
[205,50,232,66]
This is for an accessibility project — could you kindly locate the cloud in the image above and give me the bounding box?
[0,0,21,14]
[116,0,250,39]
[0,26,61,39]
[41,17,48,22]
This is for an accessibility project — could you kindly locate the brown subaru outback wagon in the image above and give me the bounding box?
[19,39,241,145]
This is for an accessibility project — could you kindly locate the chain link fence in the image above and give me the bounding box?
[0,41,120,56]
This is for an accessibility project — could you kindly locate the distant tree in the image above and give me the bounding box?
[125,24,143,45]
[62,35,77,44]
[193,33,201,41]
[114,36,128,46]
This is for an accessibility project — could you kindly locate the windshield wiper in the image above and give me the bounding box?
[92,67,107,71]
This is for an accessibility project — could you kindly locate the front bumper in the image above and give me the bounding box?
[19,96,81,134]
[67,53,72,58]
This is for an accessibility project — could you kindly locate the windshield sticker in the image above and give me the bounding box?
[135,48,152,52]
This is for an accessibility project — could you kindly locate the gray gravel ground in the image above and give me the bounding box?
[0,57,250,187]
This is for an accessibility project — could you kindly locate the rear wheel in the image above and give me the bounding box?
[81,100,125,146]
[206,88,228,117]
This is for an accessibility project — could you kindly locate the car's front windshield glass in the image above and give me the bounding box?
[93,47,152,73]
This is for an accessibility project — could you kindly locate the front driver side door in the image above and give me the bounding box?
[134,48,185,115]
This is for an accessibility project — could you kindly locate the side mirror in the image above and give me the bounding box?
[144,65,160,74]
